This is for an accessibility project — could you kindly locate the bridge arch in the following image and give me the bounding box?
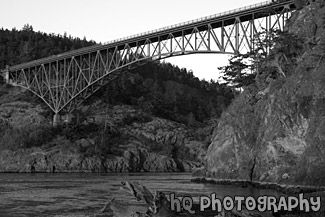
[4,0,294,124]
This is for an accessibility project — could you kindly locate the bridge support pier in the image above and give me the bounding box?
[53,113,61,127]
[1,66,9,84]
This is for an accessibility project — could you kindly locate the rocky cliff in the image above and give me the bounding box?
[0,145,196,173]
[0,93,205,172]
[205,0,325,186]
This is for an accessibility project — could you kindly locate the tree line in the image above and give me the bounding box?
[0,24,96,69]
[90,61,235,125]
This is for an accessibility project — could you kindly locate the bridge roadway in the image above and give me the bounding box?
[9,0,294,71]
[3,0,298,125]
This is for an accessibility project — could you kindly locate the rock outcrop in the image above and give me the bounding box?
[0,101,204,173]
[0,146,198,173]
[205,0,325,186]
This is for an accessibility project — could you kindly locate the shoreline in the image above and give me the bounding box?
[2,171,325,195]
[191,177,325,195]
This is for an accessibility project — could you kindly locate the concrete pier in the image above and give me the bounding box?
[53,113,60,127]
[1,67,9,84]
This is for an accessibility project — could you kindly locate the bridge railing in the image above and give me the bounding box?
[103,0,285,45]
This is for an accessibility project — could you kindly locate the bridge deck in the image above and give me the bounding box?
[9,0,294,71]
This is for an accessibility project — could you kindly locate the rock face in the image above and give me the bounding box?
[0,102,204,173]
[0,146,197,173]
[205,1,325,186]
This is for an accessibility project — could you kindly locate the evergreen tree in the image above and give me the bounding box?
[0,24,96,69]
[219,30,304,88]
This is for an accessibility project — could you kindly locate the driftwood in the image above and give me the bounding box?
[96,181,223,217]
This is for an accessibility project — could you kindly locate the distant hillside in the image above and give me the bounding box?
[90,61,234,125]
[0,24,96,68]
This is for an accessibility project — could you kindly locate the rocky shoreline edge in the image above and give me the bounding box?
[191,177,325,195]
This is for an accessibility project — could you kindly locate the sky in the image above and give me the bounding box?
[0,0,266,81]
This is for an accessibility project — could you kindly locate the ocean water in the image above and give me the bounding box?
[0,173,281,216]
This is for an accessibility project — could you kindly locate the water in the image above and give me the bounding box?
[0,173,281,217]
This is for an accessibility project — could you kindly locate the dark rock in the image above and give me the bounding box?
[0,145,197,173]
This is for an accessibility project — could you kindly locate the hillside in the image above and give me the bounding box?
[0,26,234,172]
[204,0,325,186]
[0,24,96,68]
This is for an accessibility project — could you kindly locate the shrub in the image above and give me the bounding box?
[18,124,53,148]
[0,127,20,150]
[58,122,99,141]
[122,113,152,125]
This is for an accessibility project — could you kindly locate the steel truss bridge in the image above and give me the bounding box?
[2,0,298,124]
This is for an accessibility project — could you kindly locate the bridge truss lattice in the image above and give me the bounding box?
[5,0,295,116]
